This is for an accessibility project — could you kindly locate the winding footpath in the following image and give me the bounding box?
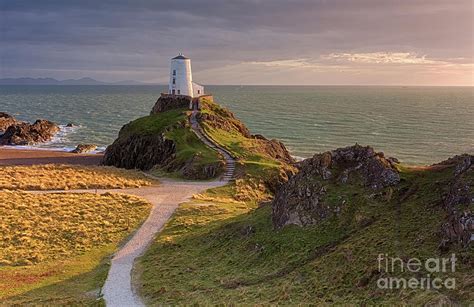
[31,111,237,306]
[73,111,234,306]
[190,109,236,181]
[101,180,224,306]
[33,181,222,306]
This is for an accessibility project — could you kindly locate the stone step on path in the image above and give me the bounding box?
[189,110,237,182]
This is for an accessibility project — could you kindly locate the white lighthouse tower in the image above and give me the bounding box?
[168,54,204,98]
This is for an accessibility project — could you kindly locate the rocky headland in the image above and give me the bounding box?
[102,96,221,179]
[102,96,294,182]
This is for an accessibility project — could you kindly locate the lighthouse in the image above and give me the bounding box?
[168,54,204,98]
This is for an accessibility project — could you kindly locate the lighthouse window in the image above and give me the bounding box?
[173,70,176,76]
[172,78,175,84]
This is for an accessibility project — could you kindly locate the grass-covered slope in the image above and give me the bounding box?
[197,98,297,194]
[138,158,472,304]
[0,191,151,305]
[103,107,224,179]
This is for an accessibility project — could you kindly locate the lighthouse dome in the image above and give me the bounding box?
[172,54,189,60]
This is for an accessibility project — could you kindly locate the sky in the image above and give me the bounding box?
[1,0,473,85]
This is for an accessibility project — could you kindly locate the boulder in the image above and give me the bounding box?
[436,154,473,250]
[0,119,60,145]
[150,96,191,114]
[0,112,19,133]
[272,144,400,228]
[71,144,97,154]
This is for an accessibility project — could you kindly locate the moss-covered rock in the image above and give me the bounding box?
[436,154,473,250]
[272,144,400,228]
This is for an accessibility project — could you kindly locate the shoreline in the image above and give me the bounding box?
[0,146,103,166]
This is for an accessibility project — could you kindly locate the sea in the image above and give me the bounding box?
[0,85,473,165]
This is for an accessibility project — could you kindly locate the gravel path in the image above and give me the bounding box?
[33,179,224,306]
[102,111,237,306]
[101,179,225,306]
[26,111,237,306]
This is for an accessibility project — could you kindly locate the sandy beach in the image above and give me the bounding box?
[0,147,103,166]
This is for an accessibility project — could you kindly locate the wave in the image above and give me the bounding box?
[3,124,106,154]
[291,155,306,162]
[2,144,106,154]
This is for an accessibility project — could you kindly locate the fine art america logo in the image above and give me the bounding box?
[377,254,457,290]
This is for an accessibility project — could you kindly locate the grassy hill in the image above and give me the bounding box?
[138,150,473,304]
[103,107,225,179]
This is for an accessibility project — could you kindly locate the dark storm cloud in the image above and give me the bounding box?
[1,0,472,83]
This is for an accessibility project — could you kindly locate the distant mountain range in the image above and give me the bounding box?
[0,77,154,85]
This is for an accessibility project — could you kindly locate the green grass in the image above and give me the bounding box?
[119,108,186,138]
[198,100,294,186]
[0,246,112,306]
[0,192,152,304]
[138,164,473,304]
[166,127,222,167]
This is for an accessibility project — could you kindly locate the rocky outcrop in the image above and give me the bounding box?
[102,132,176,171]
[199,109,251,138]
[0,119,60,145]
[71,144,97,154]
[272,144,400,228]
[180,154,225,180]
[0,112,19,133]
[257,136,295,165]
[102,120,224,179]
[150,96,191,114]
[437,154,473,250]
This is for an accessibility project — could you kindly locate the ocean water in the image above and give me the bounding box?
[0,85,472,165]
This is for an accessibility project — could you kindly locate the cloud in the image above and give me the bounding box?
[247,59,312,68]
[322,52,443,65]
[246,52,456,68]
[0,0,472,85]
[248,51,474,68]
[239,52,473,85]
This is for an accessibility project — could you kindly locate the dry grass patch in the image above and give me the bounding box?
[0,191,151,266]
[0,164,156,190]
